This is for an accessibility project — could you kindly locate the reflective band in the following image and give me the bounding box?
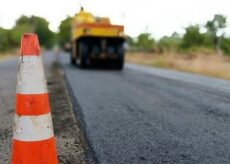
[13,113,54,141]
[16,56,47,94]
[16,93,50,115]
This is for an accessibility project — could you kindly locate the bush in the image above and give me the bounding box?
[0,28,11,52]
[220,37,230,55]
[158,33,181,53]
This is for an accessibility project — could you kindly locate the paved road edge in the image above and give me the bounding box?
[57,59,98,164]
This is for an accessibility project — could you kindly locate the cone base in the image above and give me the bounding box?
[11,137,58,164]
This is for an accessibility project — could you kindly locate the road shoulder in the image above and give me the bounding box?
[46,62,87,163]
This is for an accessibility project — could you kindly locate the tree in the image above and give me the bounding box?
[181,25,205,49]
[126,36,135,47]
[220,37,230,55]
[12,15,56,48]
[16,15,33,27]
[0,15,57,52]
[11,24,32,46]
[205,14,227,55]
[32,16,56,48]
[125,36,136,51]
[0,28,11,52]
[158,32,181,53]
[58,16,72,47]
[136,32,155,52]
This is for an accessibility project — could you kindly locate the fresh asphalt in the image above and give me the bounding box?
[59,52,230,164]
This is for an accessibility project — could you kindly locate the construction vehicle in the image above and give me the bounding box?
[70,7,125,69]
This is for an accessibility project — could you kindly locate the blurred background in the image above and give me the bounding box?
[0,0,230,78]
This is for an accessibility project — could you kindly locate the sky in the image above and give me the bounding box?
[0,0,230,39]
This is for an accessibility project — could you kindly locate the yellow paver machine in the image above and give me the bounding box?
[71,7,125,69]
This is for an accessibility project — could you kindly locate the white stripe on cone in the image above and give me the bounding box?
[13,113,54,141]
[17,56,47,94]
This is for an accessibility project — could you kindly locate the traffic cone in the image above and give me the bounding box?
[11,33,58,164]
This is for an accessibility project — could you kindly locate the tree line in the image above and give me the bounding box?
[0,14,230,56]
[127,14,230,56]
[0,16,56,52]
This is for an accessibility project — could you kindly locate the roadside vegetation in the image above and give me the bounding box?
[127,14,229,55]
[0,13,229,79]
[125,14,230,79]
[126,52,230,79]
[0,16,56,53]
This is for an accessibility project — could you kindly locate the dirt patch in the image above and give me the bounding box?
[47,63,87,164]
[126,52,230,80]
[0,52,17,62]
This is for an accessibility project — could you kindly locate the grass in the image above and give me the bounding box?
[126,52,230,80]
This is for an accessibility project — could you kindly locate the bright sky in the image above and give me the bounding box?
[0,0,230,39]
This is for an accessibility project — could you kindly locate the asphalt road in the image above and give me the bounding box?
[59,52,230,164]
[0,58,17,163]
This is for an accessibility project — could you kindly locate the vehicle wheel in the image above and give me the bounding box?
[70,42,76,65]
[115,57,124,70]
[115,44,124,70]
[70,55,76,65]
[78,41,88,68]
[79,55,87,68]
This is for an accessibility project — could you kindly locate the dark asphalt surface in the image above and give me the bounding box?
[59,52,230,164]
[0,58,17,163]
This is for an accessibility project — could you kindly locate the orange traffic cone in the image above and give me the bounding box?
[11,33,58,164]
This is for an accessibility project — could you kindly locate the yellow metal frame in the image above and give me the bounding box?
[72,25,124,40]
[71,9,124,40]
